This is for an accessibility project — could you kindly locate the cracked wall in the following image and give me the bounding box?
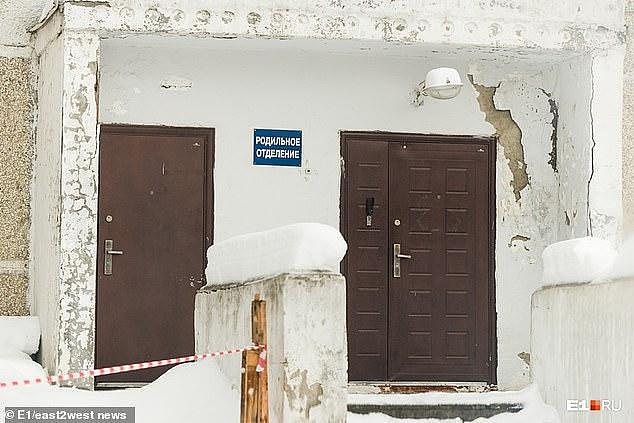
[0,56,33,316]
[27,0,625,392]
[470,76,529,201]
[623,3,634,233]
[471,70,564,388]
[587,47,624,242]
[98,37,595,389]
[550,56,594,239]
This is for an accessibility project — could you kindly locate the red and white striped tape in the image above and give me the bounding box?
[256,349,267,373]
[0,344,266,389]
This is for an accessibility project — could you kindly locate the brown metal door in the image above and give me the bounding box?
[343,137,390,380]
[95,125,213,386]
[342,133,495,383]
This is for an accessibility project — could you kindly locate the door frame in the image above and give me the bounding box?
[340,131,497,385]
[95,124,215,387]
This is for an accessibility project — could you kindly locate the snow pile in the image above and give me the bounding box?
[541,237,616,285]
[205,223,347,286]
[0,317,47,390]
[0,359,239,423]
[0,348,47,385]
[0,317,40,355]
[606,235,634,281]
[348,385,559,423]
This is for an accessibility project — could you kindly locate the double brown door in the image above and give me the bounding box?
[95,125,214,387]
[342,133,495,383]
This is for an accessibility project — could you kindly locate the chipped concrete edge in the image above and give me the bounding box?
[56,29,100,388]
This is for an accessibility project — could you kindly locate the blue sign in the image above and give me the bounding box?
[253,128,302,167]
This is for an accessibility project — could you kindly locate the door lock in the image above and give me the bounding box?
[104,239,124,275]
[393,243,412,278]
[365,197,375,227]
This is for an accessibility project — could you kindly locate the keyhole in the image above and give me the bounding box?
[105,215,113,223]
[394,219,401,226]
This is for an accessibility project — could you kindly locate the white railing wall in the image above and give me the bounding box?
[531,279,634,422]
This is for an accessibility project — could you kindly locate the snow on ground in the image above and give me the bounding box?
[0,360,239,423]
[205,223,347,286]
[541,236,616,285]
[0,356,558,423]
[0,348,47,384]
[0,317,46,386]
[348,385,560,423]
[348,415,461,423]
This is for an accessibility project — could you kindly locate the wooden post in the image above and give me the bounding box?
[240,294,269,423]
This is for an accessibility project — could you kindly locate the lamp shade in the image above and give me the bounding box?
[422,67,463,99]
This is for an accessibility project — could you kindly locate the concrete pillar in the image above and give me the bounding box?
[56,30,100,387]
[195,272,348,423]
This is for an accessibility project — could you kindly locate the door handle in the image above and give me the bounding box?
[393,243,412,278]
[104,239,124,275]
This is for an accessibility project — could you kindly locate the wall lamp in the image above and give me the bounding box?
[412,67,463,106]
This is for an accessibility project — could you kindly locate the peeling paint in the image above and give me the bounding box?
[56,1,625,53]
[160,77,192,91]
[561,26,587,50]
[508,235,530,250]
[539,89,559,172]
[56,31,100,387]
[564,210,578,226]
[469,75,529,201]
[20,0,624,395]
[283,369,324,420]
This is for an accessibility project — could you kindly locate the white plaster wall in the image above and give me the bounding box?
[30,31,63,373]
[99,40,493,241]
[544,50,624,245]
[551,56,593,239]
[98,38,593,388]
[531,280,634,423]
[486,76,562,389]
[195,273,347,422]
[588,46,625,244]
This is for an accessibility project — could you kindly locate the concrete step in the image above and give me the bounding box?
[347,402,523,421]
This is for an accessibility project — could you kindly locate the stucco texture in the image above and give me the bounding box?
[0,56,33,315]
[0,274,29,315]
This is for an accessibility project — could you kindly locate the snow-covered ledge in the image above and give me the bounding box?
[194,271,347,423]
[531,279,634,421]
